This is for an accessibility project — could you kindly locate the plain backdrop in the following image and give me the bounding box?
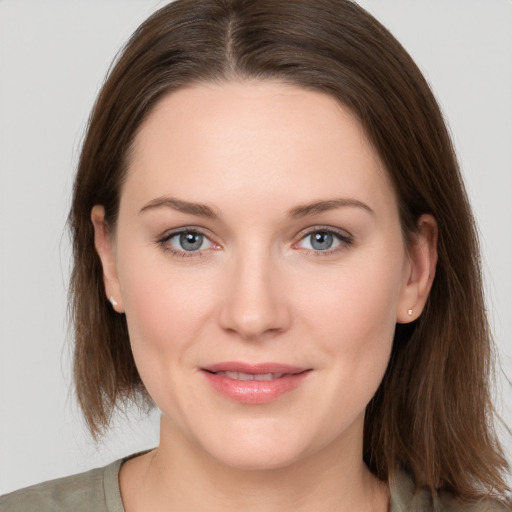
[1,0,511,494]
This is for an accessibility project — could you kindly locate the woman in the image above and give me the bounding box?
[1,0,510,510]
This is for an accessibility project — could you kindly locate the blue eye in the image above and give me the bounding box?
[309,232,335,251]
[178,232,205,251]
[297,229,352,252]
[162,230,213,254]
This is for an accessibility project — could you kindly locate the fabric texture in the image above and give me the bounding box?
[0,456,509,511]
[0,458,124,512]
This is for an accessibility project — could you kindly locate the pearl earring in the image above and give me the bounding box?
[110,296,118,307]
[407,309,413,316]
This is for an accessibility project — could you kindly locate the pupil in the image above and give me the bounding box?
[311,232,333,251]
[180,232,203,251]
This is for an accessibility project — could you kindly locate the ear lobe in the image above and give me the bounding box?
[91,205,124,313]
[396,214,438,324]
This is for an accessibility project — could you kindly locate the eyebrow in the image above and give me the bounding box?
[139,196,374,219]
[139,196,218,218]
[288,198,374,218]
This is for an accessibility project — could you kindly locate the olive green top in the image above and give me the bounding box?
[0,456,509,511]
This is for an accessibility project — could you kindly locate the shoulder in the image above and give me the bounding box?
[390,470,511,512]
[0,459,124,512]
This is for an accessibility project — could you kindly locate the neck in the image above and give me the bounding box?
[120,416,389,512]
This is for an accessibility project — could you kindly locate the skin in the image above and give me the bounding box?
[92,81,437,512]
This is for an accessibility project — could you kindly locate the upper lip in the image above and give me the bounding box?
[202,361,308,375]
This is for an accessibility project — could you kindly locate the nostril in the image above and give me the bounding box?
[217,267,292,339]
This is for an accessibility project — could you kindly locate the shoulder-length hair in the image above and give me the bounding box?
[69,0,509,501]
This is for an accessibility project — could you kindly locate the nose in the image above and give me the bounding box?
[218,247,291,341]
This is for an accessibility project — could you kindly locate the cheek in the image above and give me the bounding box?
[302,275,398,445]
[116,249,217,382]
[298,251,404,380]
[118,263,223,429]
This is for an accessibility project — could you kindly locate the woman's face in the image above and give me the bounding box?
[93,81,431,470]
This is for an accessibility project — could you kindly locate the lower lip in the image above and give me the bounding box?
[202,371,310,404]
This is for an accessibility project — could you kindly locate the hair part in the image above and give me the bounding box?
[69,0,510,501]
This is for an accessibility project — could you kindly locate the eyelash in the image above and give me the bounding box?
[157,228,215,258]
[156,226,354,258]
[294,226,354,256]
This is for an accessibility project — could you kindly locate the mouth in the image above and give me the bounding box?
[208,371,297,381]
[201,362,311,404]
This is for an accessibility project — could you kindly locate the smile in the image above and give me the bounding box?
[213,371,292,381]
[201,362,311,404]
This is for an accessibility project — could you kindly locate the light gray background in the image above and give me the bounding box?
[1,0,511,494]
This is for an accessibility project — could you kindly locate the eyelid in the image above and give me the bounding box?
[157,226,219,257]
[294,226,354,253]
[156,225,353,257]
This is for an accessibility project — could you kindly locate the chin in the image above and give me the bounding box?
[193,420,315,472]
[211,443,305,472]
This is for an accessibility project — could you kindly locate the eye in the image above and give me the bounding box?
[296,229,352,253]
[159,229,215,255]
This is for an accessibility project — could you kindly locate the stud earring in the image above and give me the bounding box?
[407,309,413,316]
[109,296,118,307]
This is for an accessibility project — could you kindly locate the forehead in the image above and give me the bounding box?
[123,81,395,215]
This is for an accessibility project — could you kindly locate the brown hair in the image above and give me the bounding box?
[69,0,510,501]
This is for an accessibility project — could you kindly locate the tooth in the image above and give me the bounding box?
[215,371,289,381]
[237,372,255,381]
[254,373,275,381]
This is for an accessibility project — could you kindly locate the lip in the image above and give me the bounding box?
[201,361,311,404]
[203,361,306,374]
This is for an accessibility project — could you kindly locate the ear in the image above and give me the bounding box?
[91,205,124,313]
[396,214,438,324]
